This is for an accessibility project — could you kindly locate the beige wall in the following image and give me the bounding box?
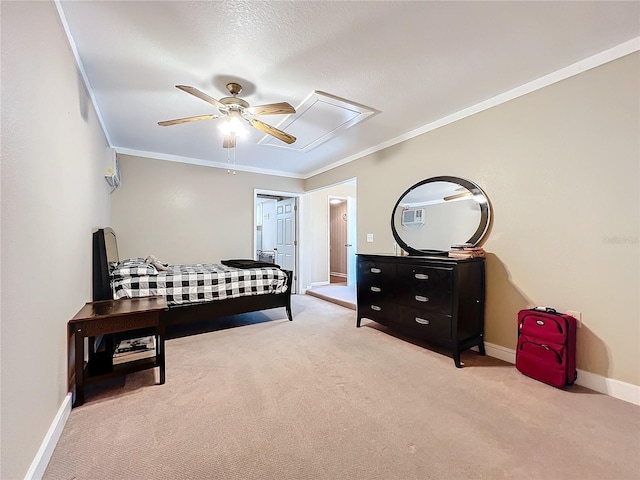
[306,53,640,386]
[0,1,112,478]
[111,155,304,264]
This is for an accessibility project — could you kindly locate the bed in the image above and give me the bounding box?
[92,227,293,326]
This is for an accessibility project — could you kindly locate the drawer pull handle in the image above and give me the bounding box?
[415,295,429,302]
[370,305,382,311]
[370,268,382,274]
[370,286,381,293]
[415,273,429,280]
[415,317,430,325]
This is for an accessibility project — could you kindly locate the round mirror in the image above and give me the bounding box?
[391,176,490,255]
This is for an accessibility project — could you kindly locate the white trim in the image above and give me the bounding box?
[325,198,332,283]
[573,370,640,406]
[304,177,359,194]
[24,393,72,480]
[303,37,640,179]
[484,341,517,364]
[115,147,306,179]
[53,1,112,146]
[484,342,640,406]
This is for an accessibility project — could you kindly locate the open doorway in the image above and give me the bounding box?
[328,198,348,285]
[254,191,298,293]
[304,178,357,309]
[328,195,357,287]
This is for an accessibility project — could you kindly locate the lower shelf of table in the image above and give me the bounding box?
[84,350,161,383]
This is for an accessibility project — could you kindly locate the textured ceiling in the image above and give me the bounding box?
[57,1,640,178]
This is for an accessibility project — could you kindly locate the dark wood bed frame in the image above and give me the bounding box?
[92,227,293,325]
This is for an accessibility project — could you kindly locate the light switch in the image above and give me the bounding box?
[367,233,374,242]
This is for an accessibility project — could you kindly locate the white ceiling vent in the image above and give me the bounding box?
[258,91,376,152]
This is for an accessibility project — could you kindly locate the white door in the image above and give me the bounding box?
[346,196,357,286]
[275,197,296,289]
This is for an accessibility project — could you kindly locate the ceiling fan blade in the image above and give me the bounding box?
[158,114,218,126]
[175,85,225,109]
[249,102,296,116]
[223,135,236,149]
[443,191,472,201]
[250,119,296,144]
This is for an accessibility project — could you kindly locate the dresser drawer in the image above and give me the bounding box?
[396,264,453,312]
[396,306,452,342]
[358,260,396,290]
[357,282,394,303]
[358,300,396,327]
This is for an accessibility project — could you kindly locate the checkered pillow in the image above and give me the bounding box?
[111,258,158,277]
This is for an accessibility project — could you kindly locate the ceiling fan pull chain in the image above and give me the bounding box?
[232,143,237,175]
[226,136,236,175]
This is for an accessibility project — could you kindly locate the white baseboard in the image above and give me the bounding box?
[25,393,72,480]
[484,342,640,406]
[572,369,640,406]
[484,342,517,364]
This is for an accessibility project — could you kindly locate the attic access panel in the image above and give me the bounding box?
[258,91,375,152]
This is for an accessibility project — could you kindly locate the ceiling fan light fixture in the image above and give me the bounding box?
[218,111,247,137]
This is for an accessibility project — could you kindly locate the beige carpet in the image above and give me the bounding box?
[44,295,640,480]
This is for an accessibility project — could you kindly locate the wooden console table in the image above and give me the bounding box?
[69,296,168,407]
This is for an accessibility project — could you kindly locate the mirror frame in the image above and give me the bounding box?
[390,176,491,256]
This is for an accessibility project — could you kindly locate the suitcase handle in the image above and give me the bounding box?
[533,306,557,314]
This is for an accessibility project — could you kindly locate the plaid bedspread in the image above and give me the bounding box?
[111,263,288,306]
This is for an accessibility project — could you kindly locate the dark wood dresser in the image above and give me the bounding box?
[356,253,485,367]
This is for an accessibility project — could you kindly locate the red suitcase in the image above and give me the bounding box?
[516,307,577,388]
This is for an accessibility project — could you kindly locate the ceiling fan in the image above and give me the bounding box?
[443,187,472,201]
[443,191,472,201]
[158,83,297,148]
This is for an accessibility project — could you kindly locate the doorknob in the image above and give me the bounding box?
[345,244,352,247]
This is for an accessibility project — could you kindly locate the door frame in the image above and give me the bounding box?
[254,189,300,294]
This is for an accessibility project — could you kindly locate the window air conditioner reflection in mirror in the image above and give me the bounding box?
[401,207,425,229]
